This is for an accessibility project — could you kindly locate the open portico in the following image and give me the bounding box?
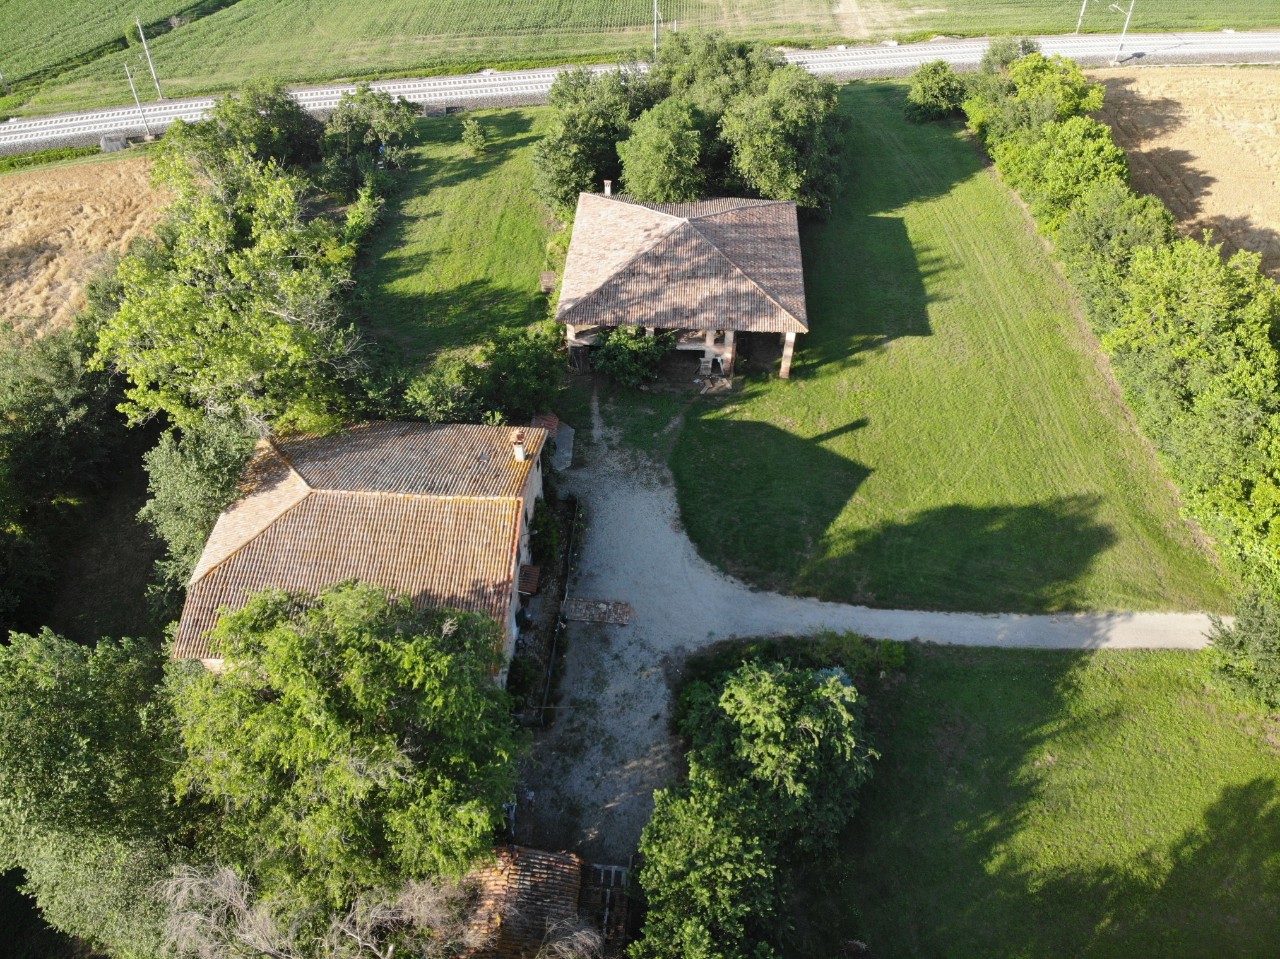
[556,192,809,378]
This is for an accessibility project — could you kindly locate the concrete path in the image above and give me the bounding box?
[563,446,1216,653]
[517,418,1218,862]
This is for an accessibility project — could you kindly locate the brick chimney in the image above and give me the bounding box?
[511,429,527,462]
[604,179,613,196]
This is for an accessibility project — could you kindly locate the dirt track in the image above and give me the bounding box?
[1094,65,1280,278]
[0,157,164,332]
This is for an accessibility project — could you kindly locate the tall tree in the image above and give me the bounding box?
[170,582,524,911]
[92,149,360,433]
[618,97,705,203]
[0,631,179,957]
[720,66,843,209]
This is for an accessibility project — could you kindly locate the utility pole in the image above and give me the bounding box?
[124,62,153,137]
[1109,0,1135,64]
[653,0,659,54]
[136,18,163,99]
[0,65,8,96]
[1075,0,1089,34]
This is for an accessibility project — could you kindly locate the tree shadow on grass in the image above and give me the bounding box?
[799,497,1118,613]
[795,84,981,375]
[672,407,873,593]
[353,110,544,363]
[1001,776,1280,958]
[805,646,1280,958]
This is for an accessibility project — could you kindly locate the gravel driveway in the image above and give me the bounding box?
[517,395,1218,862]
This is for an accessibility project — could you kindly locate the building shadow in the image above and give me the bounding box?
[797,496,1117,613]
[672,410,873,593]
[794,83,980,376]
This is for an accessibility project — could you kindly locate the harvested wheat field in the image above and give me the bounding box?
[0,157,165,333]
[1094,66,1280,278]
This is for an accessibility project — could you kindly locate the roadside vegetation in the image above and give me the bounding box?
[5,0,1279,117]
[907,46,1280,699]
[534,36,843,211]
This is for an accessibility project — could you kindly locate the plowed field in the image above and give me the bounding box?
[0,157,164,332]
[1095,66,1280,278]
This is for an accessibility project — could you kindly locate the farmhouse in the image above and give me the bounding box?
[556,190,809,378]
[172,421,547,671]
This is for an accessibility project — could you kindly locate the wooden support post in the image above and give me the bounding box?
[565,323,577,344]
[722,329,736,375]
[645,326,656,338]
[779,331,797,379]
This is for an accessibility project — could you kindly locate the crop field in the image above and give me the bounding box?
[665,82,1229,613]
[0,156,165,333]
[824,647,1280,958]
[1094,65,1280,279]
[10,0,1280,115]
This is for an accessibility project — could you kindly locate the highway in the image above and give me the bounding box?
[3,29,1280,153]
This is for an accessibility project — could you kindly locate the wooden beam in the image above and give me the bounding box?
[780,331,797,379]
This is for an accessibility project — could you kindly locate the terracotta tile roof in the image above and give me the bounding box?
[556,193,808,334]
[464,846,584,958]
[173,422,547,661]
[274,421,546,498]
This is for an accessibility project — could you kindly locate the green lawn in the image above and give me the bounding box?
[7,0,1278,115]
[816,646,1280,958]
[668,82,1229,613]
[355,108,553,366]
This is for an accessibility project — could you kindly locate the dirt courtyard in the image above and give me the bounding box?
[1093,65,1280,278]
[0,157,164,332]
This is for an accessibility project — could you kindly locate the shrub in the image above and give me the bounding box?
[630,662,875,959]
[531,498,561,566]
[905,60,966,121]
[592,328,671,387]
[980,35,1041,74]
[994,115,1129,232]
[461,116,488,156]
[1210,593,1280,708]
[1055,179,1175,324]
[137,416,257,592]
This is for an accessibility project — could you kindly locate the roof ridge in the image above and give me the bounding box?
[682,219,805,328]
[265,436,312,491]
[309,488,526,504]
[689,198,789,221]
[558,212,686,324]
[188,486,313,588]
[602,193,687,223]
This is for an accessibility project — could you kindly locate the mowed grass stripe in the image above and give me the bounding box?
[355,108,552,364]
[820,647,1280,958]
[670,82,1228,613]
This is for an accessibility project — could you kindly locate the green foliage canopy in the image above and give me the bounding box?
[994,115,1129,232]
[1210,592,1280,708]
[720,65,843,209]
[591,327,671,387]
[170,582,523,909]
[904,59,966,121]
[618,97,705,203]
[137,415,257,591]
[92,148,360,432]
[631,662,875,959]
[0,631,178,956]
